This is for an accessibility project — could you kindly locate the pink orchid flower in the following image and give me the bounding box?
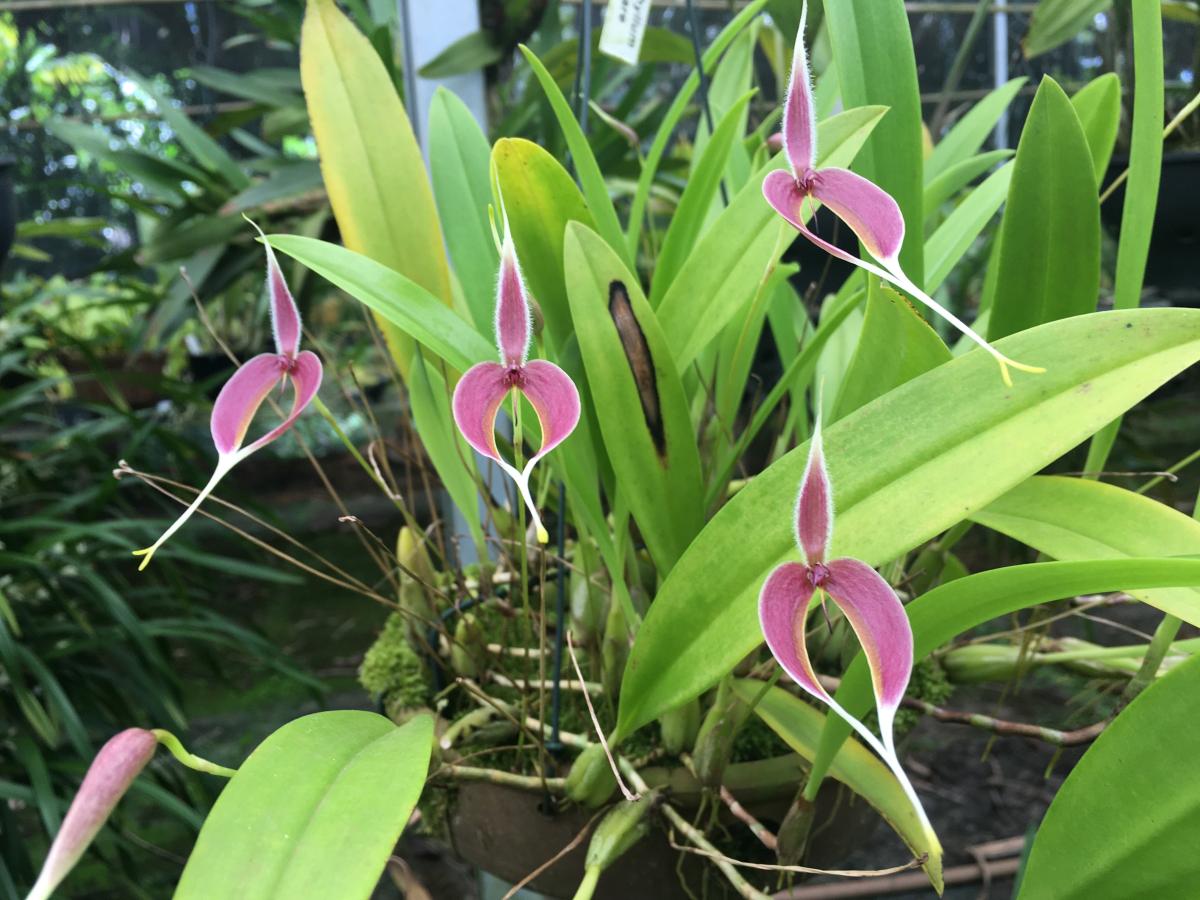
[132,227,323,569]
[26,729,157,900]
[763,6,1042,387]
[452,217,581,544]
[758,425,937,846]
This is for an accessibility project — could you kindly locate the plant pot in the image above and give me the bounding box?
[446,754,881,899]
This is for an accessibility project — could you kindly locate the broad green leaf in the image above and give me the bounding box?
[1070,73,1121,182]
[46,119,211,198]
[651,90,756,306]
[811,558,1200,794]
[657,105,887,370]
[564,223,703,575]
[924,161,1013,293]
[1023,0,1111,58]
[429,87,496,335]
[614,307,1200,741]
[733,681,944,893]
[492,138,596,352]
[988,77,1100,340]
[518,45,630,268]
[221,161,324,215]
[971,476,1200,625]
[922,149,1013,222]
[127,71,248,189]
[175,711,433,900]
[925,78,1027,181]
[832,285,952,421]
[267,235,492,371]
[626,0,769,256]
[301,0,452,377]
[418,30,502,78]
[1020,652,1200,899]
[825,0,924,281]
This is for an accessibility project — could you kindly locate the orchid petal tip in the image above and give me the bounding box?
[536,525,549,545]
[131,547,154,571]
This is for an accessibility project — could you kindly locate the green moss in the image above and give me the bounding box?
[358,612,429,710]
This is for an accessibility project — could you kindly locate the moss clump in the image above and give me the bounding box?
[358,612,429,713]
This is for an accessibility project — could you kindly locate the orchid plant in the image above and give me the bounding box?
[25,0,1198,898]
[452,210,581,544]
[132,225,323,569]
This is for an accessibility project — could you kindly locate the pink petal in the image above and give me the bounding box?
[823,557,913,743]
[452,361,511,464]
[809,167,906,263]
[27,729,157,900]
[782,6,817,175]
[518,359,581,466]
[210,353,287,456]
[243,350,323,455]
[759,562,825,700]
[795,428,832,565]
[266,243,302,359]
[496,236,531,368]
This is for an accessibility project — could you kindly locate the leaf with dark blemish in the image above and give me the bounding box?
[609,280,667,459]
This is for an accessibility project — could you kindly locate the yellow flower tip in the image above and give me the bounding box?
[536,525,550,545]
[131,547,155,571]
[996,355,1046,388]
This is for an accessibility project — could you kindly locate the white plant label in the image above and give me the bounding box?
[598,0,652,66]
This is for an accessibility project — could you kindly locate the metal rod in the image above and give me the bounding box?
[685,0,728,206]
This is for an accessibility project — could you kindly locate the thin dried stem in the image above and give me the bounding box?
[501,809,608,900]
[568,630,638,801]
[666,831,925,878]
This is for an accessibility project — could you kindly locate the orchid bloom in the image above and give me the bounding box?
[758,425,937,846]
[452,217,580,544]
[763,6,1043,387]
[26,729,157,900]
[132,227,323,569]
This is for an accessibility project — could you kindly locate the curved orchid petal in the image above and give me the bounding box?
[266,244,302,358]
[759,562,823,697]
[782,2,816,175]
[519,360,582,468]
[496,235,531,368]
[822,557,913,749]
[452,361,511,463]
[26,729,157,900]
[210,353,287,456]
[795,427,832,565]
[810,167,906,264]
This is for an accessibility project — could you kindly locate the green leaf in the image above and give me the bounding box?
[126,70,249,189]
[492,137,596,353]
[186,65,304,108]
[656,105,887,370]
[138,214,243,265]
[925,78,1027,181]
[824,0,924,282]
[971,476,1200,625]
[1023,0,1111,58]
[175,711,433,900]
[564,223,703,575]
[987,77,1100,340]
[429,87,497,335]
[417,31,502,78]
[922,149,1013,222]
[651,90,756,307]
[1070,73,1121,183]
[734,680,943,893]
[221,161,324,215]
[519,45,630,269]
[301,0,453,378]
[811,558,1200,794]
[832,285,952,421]
[924,161,1013,293]
[625,0,769,257]
[267,235,492,371]
[614,307,1200,742]
[1020,652,1200,899]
